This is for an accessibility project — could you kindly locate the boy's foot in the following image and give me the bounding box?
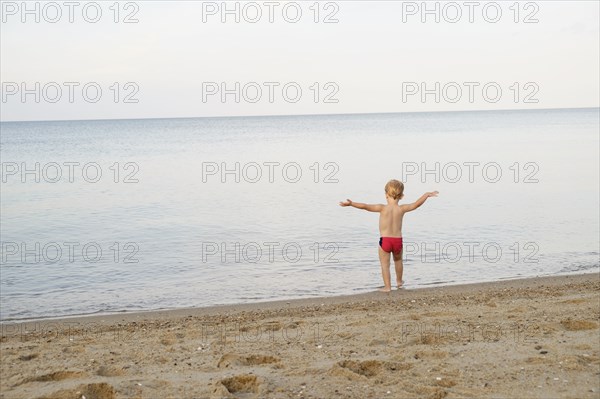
[396,280,404,289]
[379,287,392,292]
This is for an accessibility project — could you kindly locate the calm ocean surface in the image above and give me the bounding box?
[1,108,599,321]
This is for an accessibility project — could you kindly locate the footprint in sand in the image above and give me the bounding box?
[217,353,280,368]
[213,374,262,398]
[96,365,126,377]
[39,382,115,399]
[560,319,598,331]
[18,353,39,361]
[330,360,412,380]
[19,370,85,385]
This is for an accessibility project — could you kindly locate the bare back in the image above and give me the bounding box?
[379,203,406,237]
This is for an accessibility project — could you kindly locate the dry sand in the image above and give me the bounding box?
[1,273,599,399]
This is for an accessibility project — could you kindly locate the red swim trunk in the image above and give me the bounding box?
[379,237,403,254]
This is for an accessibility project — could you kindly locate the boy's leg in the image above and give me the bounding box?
[393,251,403,288]
[378,247,392,292]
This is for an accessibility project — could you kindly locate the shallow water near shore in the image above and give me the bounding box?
[1,108,599,320]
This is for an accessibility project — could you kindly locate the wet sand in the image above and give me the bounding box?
[1,273,599,399]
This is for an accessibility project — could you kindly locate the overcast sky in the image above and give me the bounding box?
[1,0,599,121]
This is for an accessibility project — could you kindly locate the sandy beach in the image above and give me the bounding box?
[1,273,598,399]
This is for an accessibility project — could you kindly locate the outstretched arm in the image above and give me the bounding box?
[339,199,383,212]
[400,191,439,212]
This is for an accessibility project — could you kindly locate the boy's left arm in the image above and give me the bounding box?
[400,191,439,212]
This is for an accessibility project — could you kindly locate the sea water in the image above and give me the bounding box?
[1,108,598,320]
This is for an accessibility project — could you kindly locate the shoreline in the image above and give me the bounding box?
[2,272,598,326]
[2,272,598,399]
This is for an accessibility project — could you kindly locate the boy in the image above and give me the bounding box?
[339,180,438,292]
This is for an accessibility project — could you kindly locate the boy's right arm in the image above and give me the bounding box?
[339,199,383,212]
[400,191,439,212]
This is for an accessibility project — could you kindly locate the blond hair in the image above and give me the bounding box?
[385,179,404,200]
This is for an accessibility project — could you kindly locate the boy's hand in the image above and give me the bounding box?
[427,191,439,197]
[339,199,353,207]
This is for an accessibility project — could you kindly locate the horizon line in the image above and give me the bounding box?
[1,106,598,124]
